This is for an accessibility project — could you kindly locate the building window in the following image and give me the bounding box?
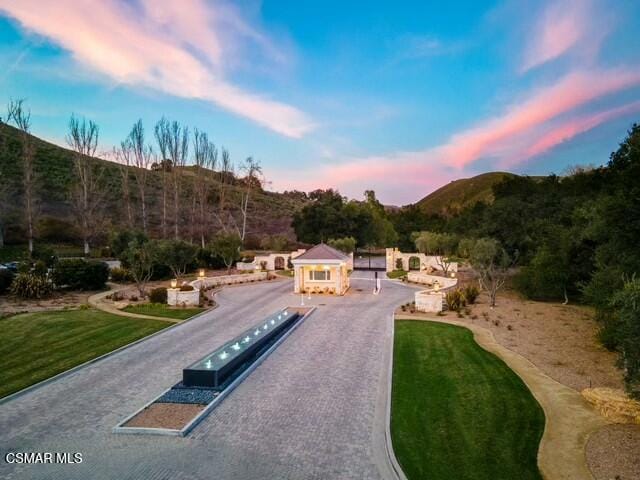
[309,269,331,281]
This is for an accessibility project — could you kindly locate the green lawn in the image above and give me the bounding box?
[0,308,169,399]
[122,303,206,320]
[276,269,294,277]
[387,269,407,279]
[392,320,544,480]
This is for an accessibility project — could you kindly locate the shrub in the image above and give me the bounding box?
[31,245,57,267]
[179,284,194,291]
[396,258,403,270]
[445,289,466,312]
[149,287,168,304]
[110,267,132,282]
[463,284,480,304]
[10,273,53,299]
[51,259,109,290]
[0,269,15,294]
[610,279,640,399]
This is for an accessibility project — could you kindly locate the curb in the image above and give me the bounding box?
[113,306,316,437]
[0,305,218,406]
[381,313,409,480]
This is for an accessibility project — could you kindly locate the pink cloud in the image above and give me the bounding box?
[436,68,640,168]
[521,0,603,72]
[0,0,314,138]
[521,100,640,161]
[271,68,640,204]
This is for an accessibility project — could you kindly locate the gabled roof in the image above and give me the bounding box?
[292,243,350,262]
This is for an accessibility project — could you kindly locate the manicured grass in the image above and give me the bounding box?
[387,269,407,279]
[122,303,206,320]
[391,320,544,480]
[0,308,170,398]
[276,269,294,277]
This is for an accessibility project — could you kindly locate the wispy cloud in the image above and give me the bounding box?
[520,100,640,161]
[0,0,314,138]
[435,68,640,168]
[274,67,640,202]
[520,0,608,72]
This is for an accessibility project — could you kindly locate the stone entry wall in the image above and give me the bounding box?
[385,247,458,273]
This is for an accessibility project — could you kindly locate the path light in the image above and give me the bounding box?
[199,269,205,278]
[170,279,177,288]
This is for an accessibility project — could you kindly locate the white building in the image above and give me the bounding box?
[291,243,350,295]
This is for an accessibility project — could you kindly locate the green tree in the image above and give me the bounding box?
[610,278,640,399]
[121,239,158,297]
[210,233,242,274]
[328,236,356,254]
[415,231,459,274]
[469,238,513,308]
[156,239,198,279]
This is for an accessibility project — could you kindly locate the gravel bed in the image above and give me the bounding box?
[586,424,640,480]
[157,387,219,405]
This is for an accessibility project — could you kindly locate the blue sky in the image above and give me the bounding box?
[1,0,639,204]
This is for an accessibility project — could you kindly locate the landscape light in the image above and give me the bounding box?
[199,269,205,278]
[170,279,177,288]
[434,281,440,292]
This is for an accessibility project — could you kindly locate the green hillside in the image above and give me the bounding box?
[0,122,306,246]
[415,172,516,215]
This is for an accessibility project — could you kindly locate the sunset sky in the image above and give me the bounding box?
[1,0,639,204]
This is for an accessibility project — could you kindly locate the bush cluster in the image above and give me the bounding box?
[51,259,109,290]
[110,267,132,283]
[10,273,53,299]
[149,287,168,304]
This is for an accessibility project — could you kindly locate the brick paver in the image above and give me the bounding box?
[0,274,413,480]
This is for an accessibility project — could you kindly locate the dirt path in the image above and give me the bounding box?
[397,313,609,480]
[87,286,179,322]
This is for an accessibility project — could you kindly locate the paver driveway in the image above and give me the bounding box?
[0,272,414,480]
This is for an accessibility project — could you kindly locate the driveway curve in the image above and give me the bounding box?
[1,273,413,480]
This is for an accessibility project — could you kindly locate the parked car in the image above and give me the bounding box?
[0,261,19,273]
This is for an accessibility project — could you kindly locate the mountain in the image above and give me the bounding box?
[415,172,516,216]
[0,122,307,247]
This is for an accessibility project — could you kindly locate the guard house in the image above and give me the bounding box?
[291,243,350,295]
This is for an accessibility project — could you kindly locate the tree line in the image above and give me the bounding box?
[0,98,263,255]
[290,124,640,397]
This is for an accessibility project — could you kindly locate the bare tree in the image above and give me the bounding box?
[0,114,11,248]
[238,157,262,243]
[193,129,217,247]
[7,99,37,256]
[154,117,170,238]
[113,145,133,228]
[214,147,234,231]
[127,119,152,233]
[155,118,188,239]
[65,114,104,256]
